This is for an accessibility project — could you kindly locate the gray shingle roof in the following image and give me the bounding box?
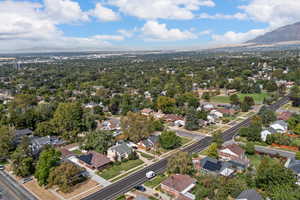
[110,142,132,155]
[287,159,300,174]
[236,189,263,200]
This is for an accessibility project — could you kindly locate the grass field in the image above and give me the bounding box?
[98,159,144,180]
[144,174,167,188]
[211,93,269,104]
[248,154,262,169]
[138,151,155,160]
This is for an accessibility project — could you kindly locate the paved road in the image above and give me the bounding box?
[173,128,206,140]
[0,171,37,200]
[255,145,295,158]
[82,96,289,200]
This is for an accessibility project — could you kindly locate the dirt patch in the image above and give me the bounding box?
[56,179,100,199]
[24,179,60,200]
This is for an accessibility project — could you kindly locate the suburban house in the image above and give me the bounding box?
[141,108,154,116]
[175,120,185,127]
[236,189,263,200]
[203,103,214,111]
[58,148,75,159]
[210,110,223,119]
[98,118,121,131]
[277,111,293,121]
[137,135,159,150]
[78,151,111,170]
[217,108,237,116]
[30,136,65,155]
[285,158,300,185]
[260,127,277,142]
[199,157,235,177]
[107,141,133,162]
[270,120,288,133]
[219,143,249,167]
[161,174,196,200]
[14,128,33,144]
[163,114,184,123]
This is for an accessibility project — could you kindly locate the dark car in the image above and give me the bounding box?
[134,185,146,192]
[0,165,4,170]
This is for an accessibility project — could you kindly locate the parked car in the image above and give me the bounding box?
[134,185,146,192]
[146,171,156,179]
[20,177,33,184]
[0,165,4,170]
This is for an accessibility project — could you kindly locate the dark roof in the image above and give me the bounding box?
[58,148,74,158]
[78,151,111,169]
[200,157,222,172]
[15,129,33,137]
[236,189,263,200]
[109,141,132,155]
[287,159,300,174]
[162,174,196,193]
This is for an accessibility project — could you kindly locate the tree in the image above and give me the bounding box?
[244,142,255,155]
[244,96,255,107]
[296,151,300,160]
[258,106,276,125]
[0,126,14,161]
[51,102,85,140]
[230,94,240,106]
[48,162,85,193]
[202,92,210,102]
[212,131,223,148]
[35,121,56,136]
[11,137,34,177]
[121,112,153,143]
[207,143,218,159]
[35,148,61,186]
[241,101,250,112]
[156,96,176,114]
[81,131,114,154]
[185,108,199,131]
[159,130,182,150]
[265,80,278,92]
[256,157,297,191]
[167,152,193,175]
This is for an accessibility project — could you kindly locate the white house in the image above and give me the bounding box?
[210,110,223,118]
[175,120,185,127]
[260,127,277,142]
[270,120,288,133]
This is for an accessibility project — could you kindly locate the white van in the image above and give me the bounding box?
[146,171,156,179]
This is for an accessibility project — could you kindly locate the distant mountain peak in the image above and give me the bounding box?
[246,21,300,44]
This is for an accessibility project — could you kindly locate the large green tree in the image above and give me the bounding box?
[159,130,181,150]
[0,126,14,161]
[35,148,61,186]
[81,131,114,154]
[185,108,199,131]
[167,152,193,174]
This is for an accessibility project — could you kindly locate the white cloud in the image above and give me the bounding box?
[141,21,197,41]
[117,28,138,38]
[44,0,89,23]
[198,12,247,20]
[93,35,124,41]
[212,29,267,44]
[0,0,122,52]
[109,0,215,20]
[240,0,300,28]
[89,3,119,22]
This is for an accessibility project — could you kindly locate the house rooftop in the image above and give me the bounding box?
[236,189,263,200]
[162,174,196,193]
[287,158,300,174]
[220,143,245,156]
[78,151,111,169]
[109,141,132,155]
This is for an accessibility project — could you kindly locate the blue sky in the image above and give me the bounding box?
[1,0,299,52]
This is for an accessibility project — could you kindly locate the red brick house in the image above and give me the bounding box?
[78,151,111,170]
[161,174,196,200]
[217,108,238,116]
[163,114,184,123]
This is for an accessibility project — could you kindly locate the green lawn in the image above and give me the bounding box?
[144,174,167,188]
[138,152,155,160]
[211,93,269,104]
[98,159,144,180]
[181,136,192,145]
[71,149,82,155]
[248,154,262,169]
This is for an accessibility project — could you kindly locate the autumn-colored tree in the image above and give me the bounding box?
[167,152,193,175]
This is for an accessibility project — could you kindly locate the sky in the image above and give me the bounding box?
[1,0,300,52]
